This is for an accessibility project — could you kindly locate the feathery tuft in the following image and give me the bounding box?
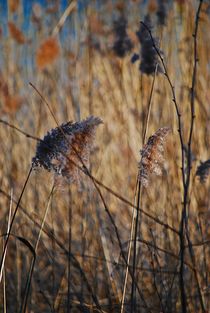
[138,127,170,187]
[32,116,103,184]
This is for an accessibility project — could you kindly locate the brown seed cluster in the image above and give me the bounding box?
[139,127,170,187]
[32,116,103,184]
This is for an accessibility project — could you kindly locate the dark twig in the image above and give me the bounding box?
[130,180,141,313]
[137,28,187,309]
[140,21,186,187]
[150,229,167,310]
[0,118,40,141]
[148,231,166,313]
[197,214,208,287]
[183,1,204,312]
[140,10,204,310]
[185,229,206,312]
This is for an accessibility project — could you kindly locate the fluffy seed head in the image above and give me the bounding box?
[138,127,170,187]
[32,116,103,184]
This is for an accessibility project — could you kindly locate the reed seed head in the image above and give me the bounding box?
[32,116,103,184]
[196,159,210,183]
[113,16,133,58]
[138,127,170,187]
[157,0,168,26]
[132,15,162,75]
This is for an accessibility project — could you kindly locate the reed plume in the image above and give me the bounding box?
[132,15,161,75]
[196,159,210,183]
[138,127,170,187]
[113,16,133,58]
[32,116,103,184]
[156,0,168,26]
[36,37,60,70]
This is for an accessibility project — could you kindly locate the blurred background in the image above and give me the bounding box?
[0,0,209,312]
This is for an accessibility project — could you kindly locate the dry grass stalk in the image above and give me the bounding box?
[36,37,60,69]
[51,1,77,36]
[32,116,103,184]
[8,22,26,44]
[138,127,170,187]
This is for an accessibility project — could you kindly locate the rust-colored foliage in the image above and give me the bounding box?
[148,0,158,13]
[8,0,20,13]
[8,22,26,44]
[89,12,104,35]
[0,73,23,115]
[2,95,23,114]
[36,37,60,69]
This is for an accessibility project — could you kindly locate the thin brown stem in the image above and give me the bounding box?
[182,1,204,312]
[0,167,33,278]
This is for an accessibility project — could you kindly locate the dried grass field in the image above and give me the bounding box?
[0,0,209,312]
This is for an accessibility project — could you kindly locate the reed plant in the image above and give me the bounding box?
[0,1,209,312]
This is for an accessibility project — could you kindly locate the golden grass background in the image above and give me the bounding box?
[0,0,209,312]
